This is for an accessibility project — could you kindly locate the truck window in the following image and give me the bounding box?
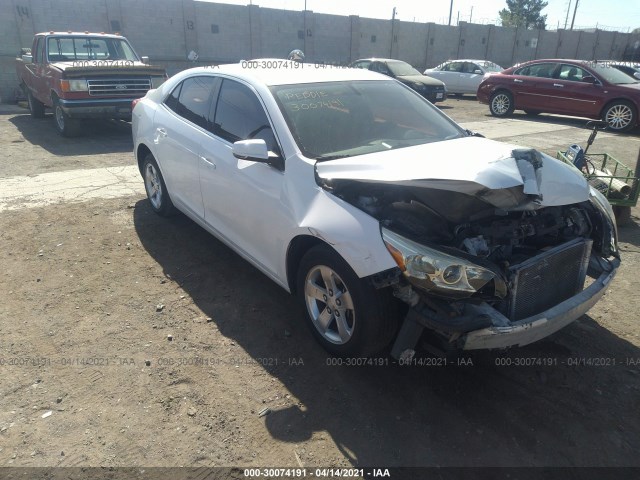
[46,37,139,62]
[32,37,40,64]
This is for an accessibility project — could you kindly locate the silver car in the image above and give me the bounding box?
[424,59,503,96]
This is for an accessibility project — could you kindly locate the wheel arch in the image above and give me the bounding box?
[285,234,331,295]
[136,143,154,175]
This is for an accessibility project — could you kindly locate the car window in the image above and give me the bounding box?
[558,64,589,82]
[515,63,557,79]
[46,37,138,61]
[463,62,480,73]
[165,76,216,129]
[442,62,463,72]
[371,62,392,76]
[352,61,371,70]
[213,79,279,154]
[591,63,640,84]
[271,80,464,160]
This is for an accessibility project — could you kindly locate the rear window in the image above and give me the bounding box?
[47,37,138,62]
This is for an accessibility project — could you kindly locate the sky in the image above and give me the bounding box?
[200,0,640,32]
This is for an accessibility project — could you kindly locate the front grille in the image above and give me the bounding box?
[507,238,592,321]
[87,78,151,96]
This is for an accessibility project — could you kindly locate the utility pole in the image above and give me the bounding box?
[390,7,397,58]
[570,0,579,30]
[563,0,572,29]
[303,0,307,53]
[448,0,453,26]
[470,6,473,23]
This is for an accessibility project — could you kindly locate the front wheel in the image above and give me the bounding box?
[53,97,81,137]
[489,90,514,117]
[296,245,398,358]
[602,101,636,133]
[142,154,175,216]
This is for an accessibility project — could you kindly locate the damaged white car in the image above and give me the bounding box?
[132,63,620,358]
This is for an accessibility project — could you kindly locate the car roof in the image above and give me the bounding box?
[37,32,125,39]
[353,58,409,64]
[182,62,387,86]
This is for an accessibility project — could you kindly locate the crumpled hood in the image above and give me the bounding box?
[315,136,590,210]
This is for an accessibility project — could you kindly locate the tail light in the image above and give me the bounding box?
[131,98,142,110]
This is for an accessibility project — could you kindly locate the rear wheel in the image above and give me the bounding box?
[297,245,398,357]
[53,97,81,137]
[602,100,636,133]
[489,90,514,117]
[27,90,45,118]
[142,154,175,216]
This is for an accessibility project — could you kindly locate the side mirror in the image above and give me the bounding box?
[582,75,597,84]
[141,56,149,64]
[634,72,640,80]
[473,69,483,75]
[22,54,33,63]
[232,139,283,169]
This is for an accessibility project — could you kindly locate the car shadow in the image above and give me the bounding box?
[133,201,640,467]
[618,213,640,247]
[9,111,133,156]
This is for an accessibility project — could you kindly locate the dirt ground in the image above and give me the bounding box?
[0,99,639,475]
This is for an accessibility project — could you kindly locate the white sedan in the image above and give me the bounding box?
[424,59,503,95]
[132,62,619,358]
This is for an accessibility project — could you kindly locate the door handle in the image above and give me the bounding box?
[156,127,167,137]
[513,78,523,83]
[553,83,564,88]
[200,156,216,169]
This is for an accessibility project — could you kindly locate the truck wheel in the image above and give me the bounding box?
[53,97,81,137]
[297,245,399,358]
[27,91,45,118]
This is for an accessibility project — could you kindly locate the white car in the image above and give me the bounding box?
[424,59,503,95]
[132,63,619,358]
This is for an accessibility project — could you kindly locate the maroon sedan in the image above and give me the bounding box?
[477,59,640,132]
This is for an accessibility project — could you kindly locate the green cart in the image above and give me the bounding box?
[556,121,640,226]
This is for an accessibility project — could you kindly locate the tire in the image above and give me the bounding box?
[142,154,175,216]
[602,100,636,133]
[27,90,45,118]
[489,90,514,117]
[53,97,81,137]
[296,245,399,358]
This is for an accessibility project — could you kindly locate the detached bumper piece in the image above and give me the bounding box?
[390,238,619,358]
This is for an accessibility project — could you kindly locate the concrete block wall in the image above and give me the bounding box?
[1,0,639,102]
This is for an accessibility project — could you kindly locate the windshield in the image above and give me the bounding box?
[591,63,639,84]
[387,61,422,76]
[271,80,465,160]
[47,37,139,62]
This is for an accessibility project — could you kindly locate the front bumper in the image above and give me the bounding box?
[390,256,619,357]
[463,259,618,349]
[57,97,141,119]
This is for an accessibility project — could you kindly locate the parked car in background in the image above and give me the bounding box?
[477,59,640,132]
[424,59,503,95]
[607,61,640,80]
[16,32,166,136]
[349,58,447,103]
[132,63,619,359]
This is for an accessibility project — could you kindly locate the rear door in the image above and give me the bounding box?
[434,61,463,93]
[511,62,560,111]
[153,76,218,219]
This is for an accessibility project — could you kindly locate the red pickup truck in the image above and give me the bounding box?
[16,32,167,136]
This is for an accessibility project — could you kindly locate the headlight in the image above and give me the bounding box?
[59,79,88,92]
[151,76,166,89]
[381,227,496,297]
